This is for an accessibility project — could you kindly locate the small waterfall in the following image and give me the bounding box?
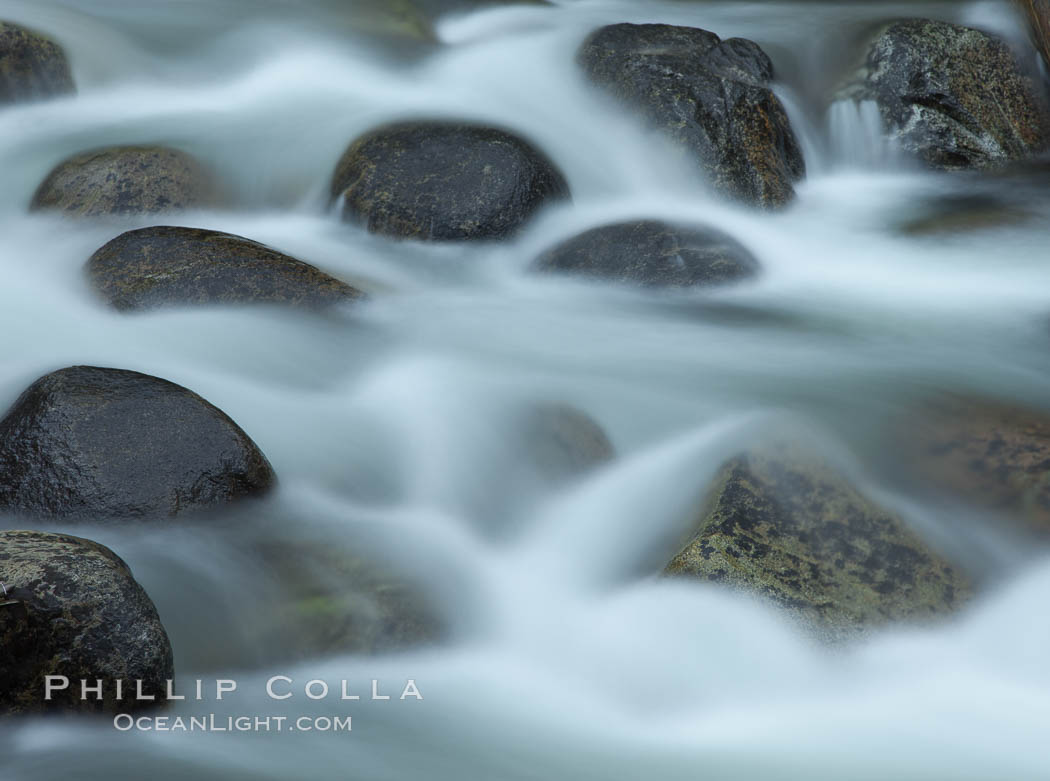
[827,99,895,170]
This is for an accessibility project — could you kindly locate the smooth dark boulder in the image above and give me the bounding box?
[577,24,805,209]
[330,121,569,241]
[30,146,214,217]
[839,19,1050,170]
[533,220,760,288]
[0,530,172,715]
[0,366,275,521]
[665,442,970,638]
[86,226,363,312]
[0,22,75,105]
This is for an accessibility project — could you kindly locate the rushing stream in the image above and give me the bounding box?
[3,0,1050,779]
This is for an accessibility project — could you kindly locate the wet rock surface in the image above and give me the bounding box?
[331,121,569,241]
[0,530,172,716]
[841,19,1050,170]
[30,146,214,217]
[665,442,971,638]
[533,220,760,288]
[86,226,363,312]
[0,21,75,105]
[0,366,276,521]
[577,23,805,209]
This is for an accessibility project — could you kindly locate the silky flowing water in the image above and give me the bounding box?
[2,1,1050,779]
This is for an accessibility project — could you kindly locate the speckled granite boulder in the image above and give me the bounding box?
[0,22,75,105]
[578,23,805,208]
[86,226,362,312]
[0,530,172,715]
[533,220,760,288]
[665,442,971,638]
[30,146,214,217]
[331,121,569,241]
[0,366,275,521]
[839,19,1050,169]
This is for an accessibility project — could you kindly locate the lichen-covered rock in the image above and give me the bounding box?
[255,541,445,659]
[577,24,805,209]
[0,366,275,521]
[665,442,970,638]
[532,220,760,288]
[331,121,569,241]
[839,19,1050,170]
[0,22,75,105]
[30,146,214,217]
[890,397,1050,535]
[0,530,172,715]
[86,226,363,312]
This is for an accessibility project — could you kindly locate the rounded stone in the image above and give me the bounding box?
[533,220,760,288]
[0,530,173,716]
[0,366,276,521]
[0,21,75,105]
[30,146,214,217]
[86,226,364,312]
[330,121,570,241]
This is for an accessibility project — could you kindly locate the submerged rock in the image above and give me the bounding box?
[86,226,363,312]
[577,23,805,209]
[30,146,214,217]
[0,21,75,105]
[840,19,1050,170]
[665,442,970,638]
[516,403,614,482]
[331,121,569,241]
[256,541,445,659]
[0,530,172,715]
[0,366,275,521]
[890,396,1050,536]
[533,220,760,288]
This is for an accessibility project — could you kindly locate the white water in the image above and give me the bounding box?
[2,1,1050,779]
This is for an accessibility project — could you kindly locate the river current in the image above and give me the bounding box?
[2,1,1050,779]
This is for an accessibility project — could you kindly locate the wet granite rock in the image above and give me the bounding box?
[577,23,805,209]
[890,396,1050,536]
[30,146,214,217]
[0,530,172,716]
[665,442,971,638]
[86,226,363,312]
[331,121,570,241]
[840,19,1050,170]
[0,21,75,105]
[533,220,760,288]
[0,366,276,521]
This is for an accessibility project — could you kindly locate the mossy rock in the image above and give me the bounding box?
[665,442,971,638]
[254,541,445,659]
[30,146,215,217]
[0,530,172,716]
[331,121,569,241]
[533,220,760,288]
[0,21,75,105]
[0,366,276,521]
[889,396,1050,536]
[577,24,805,209]
[839,19,1050,170]
[86,226,363,312]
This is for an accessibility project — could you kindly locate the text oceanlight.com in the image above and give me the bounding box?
[114,714,354,733]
